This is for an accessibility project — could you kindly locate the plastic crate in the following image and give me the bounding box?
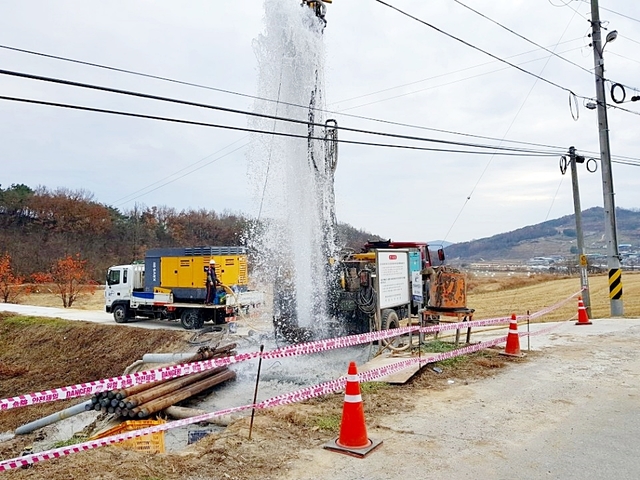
[91,419,166,454]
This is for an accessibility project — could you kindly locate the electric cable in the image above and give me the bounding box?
[374,0,577,92]
[0,68,563,154]
[0,94,561,157]
[548,0,591,22]
[110,136,248,206]
[544,176,565,222]
[618,33,640,46]
[452,0,594,77]
[441,4,583,243]
[258,59,286,222]
[332,38,584,105]
[112,142,249,207]
[597,4,640,24]
[0,42,598,153]
[608,51,640,65]
[337,46,584,112]
[374,0,640,118]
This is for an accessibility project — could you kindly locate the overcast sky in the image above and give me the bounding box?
[1,0,639,244]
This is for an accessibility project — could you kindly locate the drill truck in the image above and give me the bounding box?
[274,239,468,347]
[105,246,263,330]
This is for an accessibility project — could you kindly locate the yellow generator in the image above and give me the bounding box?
[144,246,248,302]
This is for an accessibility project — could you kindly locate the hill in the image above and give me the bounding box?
[0,183,381,280]
[444,207,640,263]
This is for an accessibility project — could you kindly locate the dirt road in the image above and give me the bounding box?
[0,303,185,330]
[279,319,640,480]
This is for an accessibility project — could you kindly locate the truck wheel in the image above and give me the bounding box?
[180,309,203,330]
[381,309,399,330]
[113,304,129,324]
[381,309,412,352]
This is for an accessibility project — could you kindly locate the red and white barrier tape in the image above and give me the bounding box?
[0,318,569,471]
[0,290,582,412]
[262,325,419,360]
[0,352,259,412]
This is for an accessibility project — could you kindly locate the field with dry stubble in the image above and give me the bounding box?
[467,271,640,321]
[16,271,640,321]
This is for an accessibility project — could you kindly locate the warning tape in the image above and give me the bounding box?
[0,352,259,412]
[0,290,582,412]
[0,318,569,471]
[0,335,498,471]
[262,325,419,360]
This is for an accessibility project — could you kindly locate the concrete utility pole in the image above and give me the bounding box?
[568,147,592,317]
[590,0,623,316]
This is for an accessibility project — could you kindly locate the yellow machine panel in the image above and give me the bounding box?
[159,255,248,289]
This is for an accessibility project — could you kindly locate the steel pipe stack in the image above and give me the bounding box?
[87,344,237,418]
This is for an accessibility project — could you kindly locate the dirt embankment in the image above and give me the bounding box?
[0,313,189,431]
[0,311,517,480]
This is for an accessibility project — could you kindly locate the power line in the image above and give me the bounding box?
[597,4,640,23]
[337,46,584,112]
[332,37,584,105]
[373,0,640,118]
[452,0,593,76]
[374,0,581,96]
[0,42,604,155]
[548,0,591,22]
[113,143,249,207]
[0,43,269,107]
[607,51,640,65]
[618,33,640,46]
[0,68,562,155]
[110,138,248,206]
[0,94,561,157]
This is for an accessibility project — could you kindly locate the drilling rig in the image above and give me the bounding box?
[272,1,468,345]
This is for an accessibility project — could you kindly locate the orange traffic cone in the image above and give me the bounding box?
[323,362,382,458]
[575,296,592,325]
[501,314,524,357]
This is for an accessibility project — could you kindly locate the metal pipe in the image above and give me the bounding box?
[163,406,237,427]
[15,400,93,435]
[125,367,227,408]
[137,370,236,418]
[141,344,237,365]
[116,379,164,400]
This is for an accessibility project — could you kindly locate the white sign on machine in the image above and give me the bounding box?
[376,249,410,309]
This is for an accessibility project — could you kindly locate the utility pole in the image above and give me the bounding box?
[590,0,623,316]
[568,147,592,317]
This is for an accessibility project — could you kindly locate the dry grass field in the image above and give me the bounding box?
[467,271,640,322]
[10,271,640,323]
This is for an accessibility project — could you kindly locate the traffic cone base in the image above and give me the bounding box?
[575,296,592,325]
[323,362,383,458]
[500,314,525,357]
[323,437,383,458]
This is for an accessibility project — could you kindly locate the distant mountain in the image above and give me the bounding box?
[444,207,640,262]
[427,240,453,248]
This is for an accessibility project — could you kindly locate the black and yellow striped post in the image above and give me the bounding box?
[609,268,623,303]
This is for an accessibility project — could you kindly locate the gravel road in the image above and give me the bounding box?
[279,319,640,480]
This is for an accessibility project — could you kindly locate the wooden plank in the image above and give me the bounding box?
[359,353,421,384]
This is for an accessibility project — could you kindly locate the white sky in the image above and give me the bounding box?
[0,0,638,243]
